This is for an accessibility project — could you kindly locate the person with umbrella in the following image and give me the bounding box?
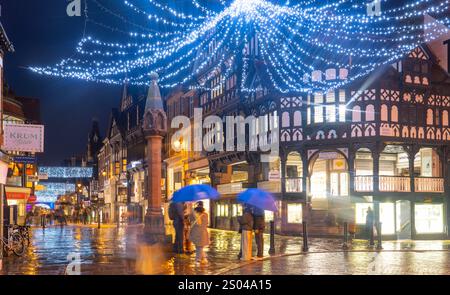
[171,184,219,260]
[237,188,278,261]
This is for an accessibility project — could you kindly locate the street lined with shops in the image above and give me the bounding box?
[1,224,450,275]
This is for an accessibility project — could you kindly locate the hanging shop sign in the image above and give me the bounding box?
[38,173,49,180]
[2,123,45,153]
[27,175,39,182]
[12,156,36,164]
[268,170,281,180]
[5,186,31,200]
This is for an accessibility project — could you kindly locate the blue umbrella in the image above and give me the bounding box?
[237,189,278,212]
[171,184,220,203]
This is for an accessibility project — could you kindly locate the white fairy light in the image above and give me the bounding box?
[28,0,450,93]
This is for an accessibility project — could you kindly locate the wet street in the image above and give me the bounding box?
[1,225,450,275]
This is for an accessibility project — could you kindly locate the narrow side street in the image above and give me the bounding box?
[1,225,450,275]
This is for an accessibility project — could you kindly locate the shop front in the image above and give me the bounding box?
[5,186,31,226]
[354,198,446,240]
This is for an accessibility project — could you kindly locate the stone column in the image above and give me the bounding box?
[142,73,168,243]
[144,135,165,241]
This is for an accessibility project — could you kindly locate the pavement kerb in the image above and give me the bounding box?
[213,248,450,275]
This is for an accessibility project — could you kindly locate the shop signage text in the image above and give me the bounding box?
[3,123,44,153]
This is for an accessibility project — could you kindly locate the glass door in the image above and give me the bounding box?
[395,200,411,239]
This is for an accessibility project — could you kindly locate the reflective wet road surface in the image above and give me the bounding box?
[1,225,449,275]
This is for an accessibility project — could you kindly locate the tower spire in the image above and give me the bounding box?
[145,72,163,111]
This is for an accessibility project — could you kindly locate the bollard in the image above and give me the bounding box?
[376,222,383,250]
[98,210,101,229]
[268,220,275,255]
[369,223,375,247]
[302,222,309,252]
[343,222,349,250]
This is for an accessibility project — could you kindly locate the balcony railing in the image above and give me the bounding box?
[257,180,281,193]
[355,175,445,193]
[354,176,373,192]
[415,177,444,193]
[355,176,410,192]
[286,177,303,193]
[379,176,411,192]
[216,182,245,195]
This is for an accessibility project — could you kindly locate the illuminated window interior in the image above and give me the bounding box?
[415,204,444,234]
[287,203,302,224]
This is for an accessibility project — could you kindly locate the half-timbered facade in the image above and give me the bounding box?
[167,30,450,239]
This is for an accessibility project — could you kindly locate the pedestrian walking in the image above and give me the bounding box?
[238,205,254,261]
[252,206,265,260]
[189,204,210,265]
[183,203,193,254]
[169,201,185,254]
[366,207,375,246]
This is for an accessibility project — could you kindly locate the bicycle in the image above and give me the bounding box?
[13,225,31,246]
[0,226,26,257]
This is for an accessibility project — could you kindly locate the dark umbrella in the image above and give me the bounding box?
[171,184,220,203]
[237,189,278,212]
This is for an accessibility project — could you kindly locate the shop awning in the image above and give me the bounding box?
[5,186,32,200]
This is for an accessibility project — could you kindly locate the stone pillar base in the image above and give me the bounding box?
[144,211,167,244]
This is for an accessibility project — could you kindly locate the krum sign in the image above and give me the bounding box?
[2,123,45,153]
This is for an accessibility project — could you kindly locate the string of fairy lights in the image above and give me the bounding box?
[35,167,93,202]
[29,0,450,93]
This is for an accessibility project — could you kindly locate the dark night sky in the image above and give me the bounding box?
[0,0,122,165]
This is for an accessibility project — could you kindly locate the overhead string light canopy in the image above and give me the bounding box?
[29,0,450,93]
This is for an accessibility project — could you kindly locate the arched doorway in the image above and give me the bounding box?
[309,151,349,210]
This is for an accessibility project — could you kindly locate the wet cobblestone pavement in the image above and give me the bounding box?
[1,225,449,275]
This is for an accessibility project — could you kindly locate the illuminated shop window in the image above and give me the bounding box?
[415,204,444,234]
[355,202,395,235]
[232,204,243,217]
[355,203,373,224]
[265,211,274,222]
[330,172,348,197]
[287,203,302,224]
[217,204,229,217]
[380,203,395,235]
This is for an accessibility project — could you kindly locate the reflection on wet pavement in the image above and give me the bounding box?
[224,251,450,275]
[1,225,449,275]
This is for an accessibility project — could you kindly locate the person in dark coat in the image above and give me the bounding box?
[366,207,375,246]
[172,202,185,254]
[172,203,184,254]
[252,206,265,259]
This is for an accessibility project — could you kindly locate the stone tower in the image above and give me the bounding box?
[143,72,167,242]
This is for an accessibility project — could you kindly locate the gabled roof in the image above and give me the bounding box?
[105,108,123,140]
